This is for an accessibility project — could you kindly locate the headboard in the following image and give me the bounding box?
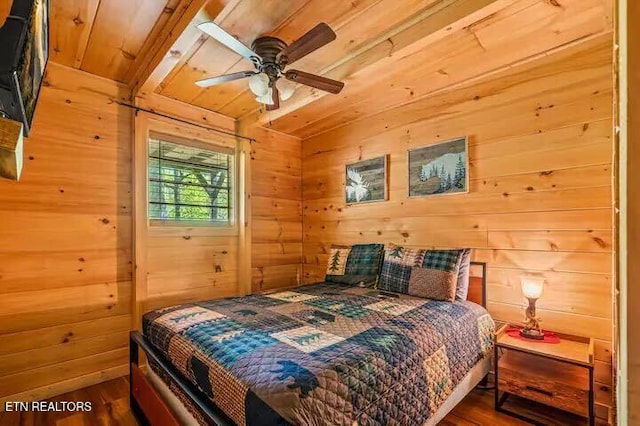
[468,262,487,307]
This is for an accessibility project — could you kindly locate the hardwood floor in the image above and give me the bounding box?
[0,378,137,426]
[0,376,586,425]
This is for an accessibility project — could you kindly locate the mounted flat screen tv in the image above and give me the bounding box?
[0,0,49,136]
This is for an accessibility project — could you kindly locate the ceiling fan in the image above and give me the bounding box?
[194,22,345,111]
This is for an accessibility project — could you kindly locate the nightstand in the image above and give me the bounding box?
[494,324,595,426]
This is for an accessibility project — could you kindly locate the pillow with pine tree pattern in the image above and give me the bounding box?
[325,244,385,287]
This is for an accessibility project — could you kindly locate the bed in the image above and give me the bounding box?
[129,262,493,426]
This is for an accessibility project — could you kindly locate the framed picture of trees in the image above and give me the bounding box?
[408,137,468,197]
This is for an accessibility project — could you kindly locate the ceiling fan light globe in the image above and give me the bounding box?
[256,88,274,105]
[248,73,270,97]
[280,87,295,101]
[279,79,296,101]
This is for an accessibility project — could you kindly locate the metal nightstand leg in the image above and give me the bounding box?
[494,343,499,410]
[588,366,595,426]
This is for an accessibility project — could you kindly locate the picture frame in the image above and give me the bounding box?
[345,155,389,205]
[407,136,469,197]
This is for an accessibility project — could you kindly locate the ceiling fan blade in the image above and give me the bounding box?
[197,22,261,62]
[267,85,280,111]
[281,23,336,65]
[285,70,344,94]
[195,71,256,88]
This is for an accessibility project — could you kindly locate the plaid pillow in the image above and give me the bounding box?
[379,260,413,294]
[325,244,384,287]
[378,243,426,293]
[422,250,463,272]
[378,244,464,301]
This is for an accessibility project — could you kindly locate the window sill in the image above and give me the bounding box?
[148,220,239,237]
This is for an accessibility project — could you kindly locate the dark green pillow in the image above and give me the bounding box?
[325,244,384,287]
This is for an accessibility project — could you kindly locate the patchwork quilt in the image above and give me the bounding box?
[143,282,495,426]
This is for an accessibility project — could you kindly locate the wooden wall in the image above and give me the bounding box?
[130,96,243,316]
[238,119,303,293]
[301,35,614,418]
[0,65,301,402]
[143,225,240,312]
[0,64,302,403]
[0,63,133,405]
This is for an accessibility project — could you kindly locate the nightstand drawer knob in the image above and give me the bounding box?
[525,385,553,398]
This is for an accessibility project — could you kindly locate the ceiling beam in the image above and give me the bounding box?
[134,92,235,132]
[127,0,235,97]
[253,0,511,125]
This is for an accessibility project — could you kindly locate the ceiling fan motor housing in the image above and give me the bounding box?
[251,36,288,80]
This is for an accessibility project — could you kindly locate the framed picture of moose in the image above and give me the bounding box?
[344,155,389,205]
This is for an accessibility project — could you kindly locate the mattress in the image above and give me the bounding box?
[143,282,495,426]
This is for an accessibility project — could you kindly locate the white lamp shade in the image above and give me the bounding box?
[256,88,274,105]
[521,276,544,299]
[248,73,270,97]
[278,78,296,101]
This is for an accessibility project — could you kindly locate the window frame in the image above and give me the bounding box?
[136,115,241,236]
[147,131,237,229]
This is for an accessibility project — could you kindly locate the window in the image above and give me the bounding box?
[148,136,234,225]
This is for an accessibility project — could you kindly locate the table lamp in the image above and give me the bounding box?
[520,276,545,340]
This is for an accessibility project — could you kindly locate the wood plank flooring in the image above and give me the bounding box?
[0,376,585,425]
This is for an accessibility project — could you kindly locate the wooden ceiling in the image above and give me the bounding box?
[263,0,613,138]
[156,0,449,115]
[49,0,174,81]
[43,0,613,138]
[47,0,225,82]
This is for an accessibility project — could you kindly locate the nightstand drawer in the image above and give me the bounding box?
[498,350,589,417]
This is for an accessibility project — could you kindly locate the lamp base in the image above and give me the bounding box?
[519,328,545,340]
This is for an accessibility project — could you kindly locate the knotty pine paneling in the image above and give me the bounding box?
[0,63,133,404]
[269,0,613,137]
[133,100,241,317]
[145,233,239,294]
[79,0,177,82]
[301,37,614,416]
[244,124,303,292]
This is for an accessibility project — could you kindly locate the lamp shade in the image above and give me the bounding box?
[521,276,544,299]
[248,73,270,97]
[255,88,274,105]
[278,78,296,101]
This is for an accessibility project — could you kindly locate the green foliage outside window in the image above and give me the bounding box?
[148,138,233,224]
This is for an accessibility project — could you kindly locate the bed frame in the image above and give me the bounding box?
[129,261,488,426]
